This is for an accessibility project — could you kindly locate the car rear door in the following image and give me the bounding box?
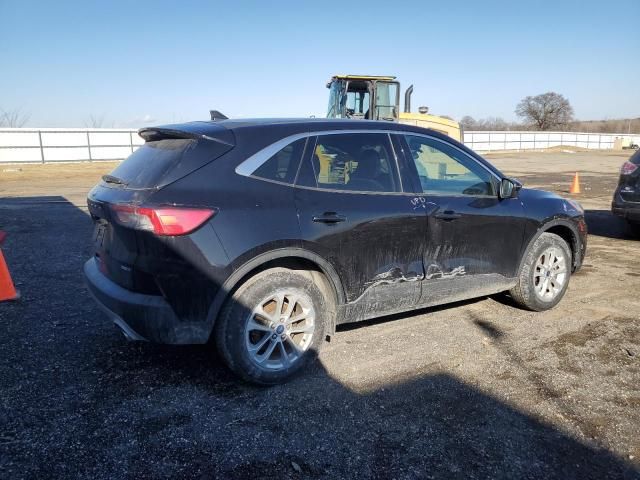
[294,131,426,322]
[398,133,527,306]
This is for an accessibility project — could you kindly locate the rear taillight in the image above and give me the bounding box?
[111,205,215,235]
[621,161,638,175]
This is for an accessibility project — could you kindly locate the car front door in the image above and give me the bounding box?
[399,133,527,306]
[294,131,427,322]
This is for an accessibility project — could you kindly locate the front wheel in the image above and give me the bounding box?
[214,268,330,385]
[510,232,572,311]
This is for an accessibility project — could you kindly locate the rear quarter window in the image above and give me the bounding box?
[251,138,307,184]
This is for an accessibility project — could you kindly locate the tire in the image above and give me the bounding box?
[214,267,330,385]
[510,232,572,312]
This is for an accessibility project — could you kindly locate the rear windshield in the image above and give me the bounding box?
[106,137,233,189]
[631,149,640,165]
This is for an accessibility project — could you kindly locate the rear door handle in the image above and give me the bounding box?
[312,212,347,224]
[434,210,462,221]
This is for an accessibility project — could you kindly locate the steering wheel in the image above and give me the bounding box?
[462,182,488,196]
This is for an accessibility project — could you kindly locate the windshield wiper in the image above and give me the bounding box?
[102,174,127,186]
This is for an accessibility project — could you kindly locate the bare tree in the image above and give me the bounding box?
[84,114,106,128]
[460,115,477,129]
[0,107,31,127]
[515,92,574,130]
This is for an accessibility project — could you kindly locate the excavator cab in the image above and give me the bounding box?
[326,75,400,121]
[326,73,463,141]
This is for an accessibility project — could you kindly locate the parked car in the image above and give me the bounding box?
[84,119,587,384]
[612,149,640,233]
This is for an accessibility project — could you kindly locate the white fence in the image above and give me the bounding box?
[464,131,640,152]
[1,128,640,163]
[0,128,142,163]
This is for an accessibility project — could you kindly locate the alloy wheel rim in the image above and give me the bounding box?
[533,246,568,301]
[244,290,315,371]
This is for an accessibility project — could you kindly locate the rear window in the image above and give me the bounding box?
[631,149,640,165]
[106,137,233,189]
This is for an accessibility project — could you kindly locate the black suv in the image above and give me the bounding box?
[85,119,587,384]
[612,149,640,232]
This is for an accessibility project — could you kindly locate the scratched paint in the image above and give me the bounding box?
[425,264,466,280]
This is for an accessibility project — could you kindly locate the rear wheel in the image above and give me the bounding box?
[215,268,330,384]
[510,232,572,311]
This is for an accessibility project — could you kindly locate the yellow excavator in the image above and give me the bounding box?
[325,74,461,141]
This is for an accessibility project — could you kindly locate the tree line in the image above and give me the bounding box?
[461,92,639,134]
[3,93,638,134]
[0,108,111,128]
[0,108,30,127]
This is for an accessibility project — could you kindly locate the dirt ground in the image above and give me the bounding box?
[1,151,639,479]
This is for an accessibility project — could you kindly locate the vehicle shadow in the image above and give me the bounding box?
[2,195,639,479]
[585,209,638,240]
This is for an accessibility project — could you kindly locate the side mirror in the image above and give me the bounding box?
[499,178,521,199]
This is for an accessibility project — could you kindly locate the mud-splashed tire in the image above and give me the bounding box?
[510,232,572,312]
[214,268,330,385]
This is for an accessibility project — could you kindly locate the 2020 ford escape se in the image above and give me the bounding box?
[85,119,587,384]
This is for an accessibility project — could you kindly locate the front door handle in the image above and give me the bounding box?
[312,212,347,224]
[434,210,462,221]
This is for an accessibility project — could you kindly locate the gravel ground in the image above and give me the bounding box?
[1,152,639,479]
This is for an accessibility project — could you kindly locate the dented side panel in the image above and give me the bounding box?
[424,195,526,274]
[294,187,426,318]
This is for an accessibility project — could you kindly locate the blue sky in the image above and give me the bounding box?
[1,0,638,127]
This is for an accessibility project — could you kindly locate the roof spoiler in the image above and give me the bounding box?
[138,123,235,146]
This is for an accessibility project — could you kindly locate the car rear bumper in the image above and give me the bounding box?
[612,196,640,223]
[84,258,211,344]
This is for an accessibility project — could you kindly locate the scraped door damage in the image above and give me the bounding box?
[295,188,427,322]
[419,195,526,306]
[294,131,530,323]
[294,132,426,322]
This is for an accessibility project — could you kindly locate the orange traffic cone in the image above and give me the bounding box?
[569,172,581,194]
[0,231,19,302]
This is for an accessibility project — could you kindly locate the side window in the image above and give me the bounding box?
[405,135,496,196]
[251,138,307,184]
[301,133,400,192]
